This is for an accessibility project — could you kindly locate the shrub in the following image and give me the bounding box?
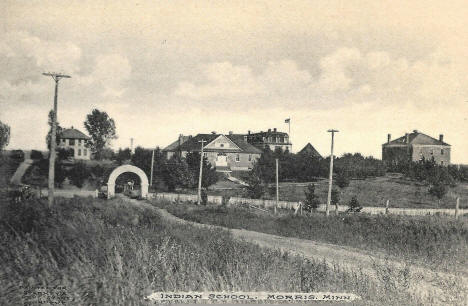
[347,196,362,213]
[245,172,265,199]
[69,162,90,188]
[30,150,43,160]
[303,184,320,212]
[335,170,350,189]
[201,188,208,205]
[428,182,448,205]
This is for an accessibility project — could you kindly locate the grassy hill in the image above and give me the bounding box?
[1,196,428,305]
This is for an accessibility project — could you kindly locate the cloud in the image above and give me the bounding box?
[78,54,132,98]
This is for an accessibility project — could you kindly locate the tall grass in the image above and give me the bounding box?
[151,201,468,272]
[0,196,431,305]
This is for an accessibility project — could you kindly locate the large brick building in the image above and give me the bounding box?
[382,130,450,166]
[246,128,291,152]
[163,132,263,172]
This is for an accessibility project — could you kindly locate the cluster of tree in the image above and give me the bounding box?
[0,120,10,151]
[250,148,386,184]
[161,153,218,191]
[334,153,386,179]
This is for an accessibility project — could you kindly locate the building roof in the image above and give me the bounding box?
[383,131,450,146]
[162,135,190,151]
[298,143,322,158]
[60,127,90,140]
[165,133,263,154]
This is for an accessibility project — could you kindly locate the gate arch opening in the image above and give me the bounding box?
[107,165,149,199]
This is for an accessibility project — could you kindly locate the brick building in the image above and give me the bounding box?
[246,128,291,152]
[163,132,262,172]
[58,127,91,160]
[382,130,450,166]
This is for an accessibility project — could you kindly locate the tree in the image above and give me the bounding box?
[0,120,10,151]
[161,155,194,191]
[69,162,90,188]
[428,182,448,205]
[245,171,265,199]
[335,170,350,189]
[84,109,117,159]
[303,184,320,212]
[185,152,218,188]
[45,110,62,150]
[347,196,362,213]
[116,148,132,164]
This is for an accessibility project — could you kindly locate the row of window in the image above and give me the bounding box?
[61,138,86,146]
[77,148,88,156]
[204,153,252,162]
[262,136,289,143]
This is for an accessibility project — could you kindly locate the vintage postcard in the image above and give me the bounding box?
[1,1,467,305]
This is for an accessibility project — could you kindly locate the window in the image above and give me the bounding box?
[220,143,224,148]
[236,154,240,162]
[441,149,444,155]
[84,149,87,156]
[78,149,81,156]
[248,154,252,161]
[69,139,75,146]
[203,152,207,158]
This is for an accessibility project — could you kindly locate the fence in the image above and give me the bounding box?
[149,192,465,217]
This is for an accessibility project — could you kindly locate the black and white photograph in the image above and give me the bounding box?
[1,1,467,305]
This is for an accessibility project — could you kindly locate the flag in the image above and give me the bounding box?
[285,118,290,123]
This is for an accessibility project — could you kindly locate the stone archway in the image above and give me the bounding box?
[107,165,149,199]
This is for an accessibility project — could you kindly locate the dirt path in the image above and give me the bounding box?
[122,196,467,305]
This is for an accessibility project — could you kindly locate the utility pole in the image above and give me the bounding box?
[42,72,71,207]
[130,138,134,155]
[197,139,206,205]
[150,148,155,187]
[275,158,279,215]
[326,129,339,216]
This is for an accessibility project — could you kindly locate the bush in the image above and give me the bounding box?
[347,196,362,213]
[245,172,265,199]
[69,162,90,188]
[30,150,43,160]
[335,170,350,188]
[303,184,320,212]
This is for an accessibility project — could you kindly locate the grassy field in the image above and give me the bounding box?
[150,200,468,274]
[1,196,442,305]
[207,173,468,209]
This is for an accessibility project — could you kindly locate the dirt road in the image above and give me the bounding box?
[123,196,467,305]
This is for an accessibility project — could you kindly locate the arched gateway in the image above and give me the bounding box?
[107,165,149,199]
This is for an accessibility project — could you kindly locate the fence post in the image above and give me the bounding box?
[385,200,390,215]
[455,197,460,219]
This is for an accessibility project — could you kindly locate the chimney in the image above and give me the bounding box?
[71,126,74,129]
[248,130,251,135]
[268,128,271,132]
[439,134,444,142]
[387,134,391,144]
[273,128,277,132]
[405,133,409,144]
[229,131,233,135]
[178,134,183,147]
[211,131,217,134]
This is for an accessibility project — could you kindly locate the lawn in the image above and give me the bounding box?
[150,200,468,274]
[0,195,432,305]
[206,173,468,209]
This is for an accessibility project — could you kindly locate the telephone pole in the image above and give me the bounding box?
[42,72,71,207]
[326,129,339,216]
[275,158,279,215]
[197,139,206,205]
[150,148,155,187]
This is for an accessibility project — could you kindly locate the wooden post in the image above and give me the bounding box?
[385,200,390,215]
[197,139,206,205]
[326,129,339,216]
[455,197,460,219]
[275,158,279,215]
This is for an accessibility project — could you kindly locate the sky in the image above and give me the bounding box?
[0,0,467,163]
